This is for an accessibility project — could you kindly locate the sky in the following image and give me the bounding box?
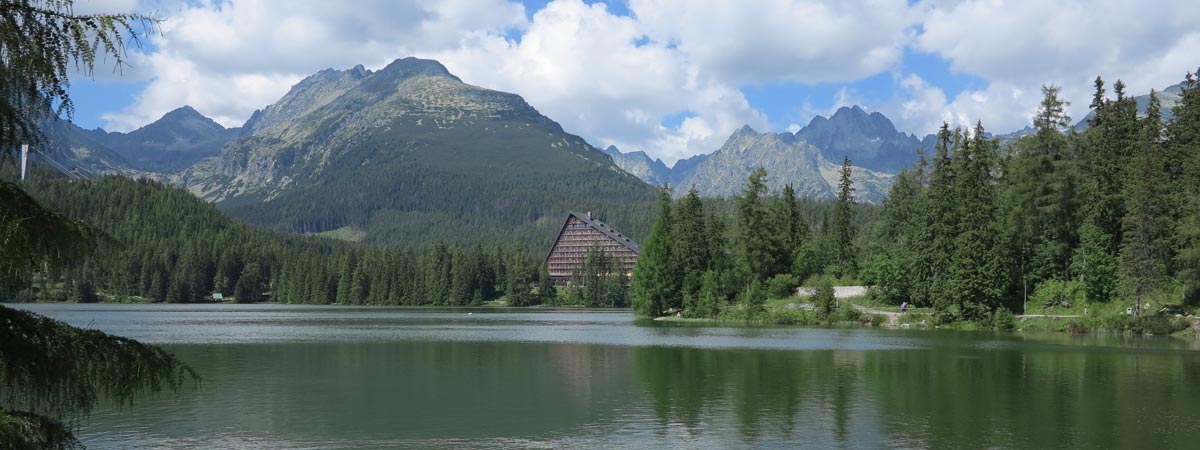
[68,0,1200,166]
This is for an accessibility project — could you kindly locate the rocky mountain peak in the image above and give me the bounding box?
[376,57,459,82]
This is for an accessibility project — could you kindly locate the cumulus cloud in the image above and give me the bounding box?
[431,0,768,165]
[101,0,526,130]
[630,0,918,85]
[95,0,1200,163]
[914,0,1200,132]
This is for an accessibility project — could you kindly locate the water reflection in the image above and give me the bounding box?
[633,343,1200,450]
[9,304,1196,450]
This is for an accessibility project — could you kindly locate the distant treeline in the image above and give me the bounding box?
[1,174,560,305]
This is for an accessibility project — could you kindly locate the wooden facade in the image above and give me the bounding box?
[544,212,640,284]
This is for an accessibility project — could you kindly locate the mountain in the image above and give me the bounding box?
[32,117,138,176]
[180,57,658,247]
[1074,82,1185,130]
[795,106,926,173]
[90,106,239,172]
[600,145,671,186]
[674,125,894,203]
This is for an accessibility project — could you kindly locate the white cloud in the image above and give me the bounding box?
[102,0,526,131]
[95,0,1200,165]
[630,0,918,85]
[430,0,768,165]
[914,0,1200,132]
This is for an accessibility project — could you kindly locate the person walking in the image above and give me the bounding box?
[901,301,908,314]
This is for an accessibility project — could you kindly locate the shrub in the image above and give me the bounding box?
[766,274,801,299]
[1065,320,1089,334]
[812,276,836,319]
[1135,316,1191,335]
[992,308,1016,330]
[1031,279,1086,309]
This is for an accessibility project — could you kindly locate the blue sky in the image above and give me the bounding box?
[70,0,1200,165]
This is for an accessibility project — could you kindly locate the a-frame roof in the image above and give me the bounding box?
[544,212,641,265]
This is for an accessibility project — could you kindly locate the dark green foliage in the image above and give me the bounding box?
[0,305,195,450]
[1120,91,1173,312]
[992,308,1016,330]
[859,71,1200,322]
[833,156,858,277]
[3,175,546,307]
[739,279,766,320]
[631,168,880,318]
[566,245,629,308]
[0,181,92,291]
[735,168,779,281]
[631,187,677,317]
[812,276,836,320]
[765,273,800,299]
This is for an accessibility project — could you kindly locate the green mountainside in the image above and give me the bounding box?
[179,57,657,248]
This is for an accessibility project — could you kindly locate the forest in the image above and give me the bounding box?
[1,173,577,306]
[630,71,1200,326]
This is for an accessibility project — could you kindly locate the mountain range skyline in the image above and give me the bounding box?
[61,0,1200,168]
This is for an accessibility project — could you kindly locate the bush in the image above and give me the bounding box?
[991,308,1015,330]
[868,314,888,328]
[766,274,801,299]
[1135,315,1191,335]
[812,276,836,319]
[1031,279,1086,309]
[1065,320,1089,334]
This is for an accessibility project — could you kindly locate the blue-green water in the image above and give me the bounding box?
[14,303,1200,449]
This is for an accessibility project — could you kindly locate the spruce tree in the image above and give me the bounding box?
[1120,90,1172,314]
[736,168,776,281]
[631,186,676,317]
[833,156,858,277]
[943,123,1004,320]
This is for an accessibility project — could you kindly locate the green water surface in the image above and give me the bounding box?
[15,303,1200,449]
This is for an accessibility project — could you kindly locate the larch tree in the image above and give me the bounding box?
[0,2,196,449]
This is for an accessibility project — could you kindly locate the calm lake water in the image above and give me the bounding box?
[13,303,1200,449]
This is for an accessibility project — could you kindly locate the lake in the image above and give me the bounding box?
[13,303,1200,449]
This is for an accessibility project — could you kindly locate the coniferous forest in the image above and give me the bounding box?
[1,173,564,306]
[630,72,1200,325]
[4,71,1199,326]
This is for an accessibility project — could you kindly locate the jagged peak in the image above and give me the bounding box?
[733,124,758,136]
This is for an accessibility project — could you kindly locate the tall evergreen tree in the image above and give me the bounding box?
[942,123,1005,320]
[631,186,676,317]
[736,168,777,281]
[833,156,858,277]
[1120,90,1172,314]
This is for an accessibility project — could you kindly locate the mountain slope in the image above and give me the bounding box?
[92,106,239,172]
[675,125,893,202]
[795,106,926,173]
[181,57,657,247]
[601,145,672,186]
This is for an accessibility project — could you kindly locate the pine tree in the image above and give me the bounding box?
[942,123,1005,320]
[736,168,777,281]
[631,186,676,317]
[833,156,858,277]
[672,188,709,305]
[1120,90,1172,314]
[1169,69,1200,303]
